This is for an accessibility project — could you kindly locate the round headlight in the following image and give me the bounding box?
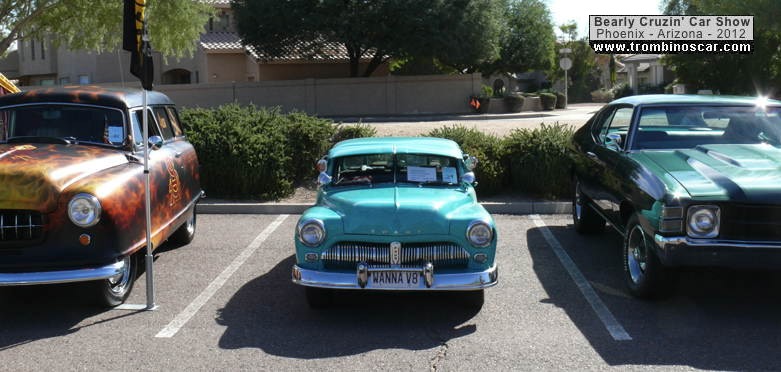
[467,220,493,247]
[298,219,325,247]
[68,193,101,227]
[687,205,719,238]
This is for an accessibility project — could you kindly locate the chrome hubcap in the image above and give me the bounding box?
[627,225,648,284]
[108,255,132,294]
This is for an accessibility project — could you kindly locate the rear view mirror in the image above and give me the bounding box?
[605,133,622,150]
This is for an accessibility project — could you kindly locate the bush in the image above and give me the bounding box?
[555,91,567,109]
[278,111,336,184]
[503,123,574,199]
[332,123,377,144]
[426,125,505,196]
[503,93,525,112]
[590,88,614,103]
[180,104,335,200]
[612,83,634,99]
[539,92,557,110]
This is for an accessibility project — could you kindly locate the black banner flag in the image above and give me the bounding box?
[123,0,154,90]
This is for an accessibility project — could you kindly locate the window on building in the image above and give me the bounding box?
[40,79,55,86]
[31,40,35,60]
[78,75,90,85]
[59,77,70,85]
[40,39,45,60]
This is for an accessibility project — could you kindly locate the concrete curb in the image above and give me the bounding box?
[197,201,571,215]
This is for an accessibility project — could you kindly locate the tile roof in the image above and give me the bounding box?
[622,54,662,63]
[200,32,374,63]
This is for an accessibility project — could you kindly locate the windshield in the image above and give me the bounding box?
[331,153,461,186]
[633,105,781,150]
[0,104,127,146]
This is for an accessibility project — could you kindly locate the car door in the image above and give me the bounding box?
[585,104,635,225]
[153,106,199,212]
[129,107,179,241]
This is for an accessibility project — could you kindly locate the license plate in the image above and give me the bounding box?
[369,271,420,289]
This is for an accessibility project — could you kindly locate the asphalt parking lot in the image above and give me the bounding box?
[2,213,781,371]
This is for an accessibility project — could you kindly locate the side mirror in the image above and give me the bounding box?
[605,133,623,150]
[464,155,478,171]
[148,135,164,150]
[462,171,476,185]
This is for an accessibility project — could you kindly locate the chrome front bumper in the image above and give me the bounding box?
[0,260,126,286]
[654,234,781,268]
[292,264,498,291]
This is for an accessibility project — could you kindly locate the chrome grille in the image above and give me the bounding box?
[0,211,44,242]
[322,242,469,269]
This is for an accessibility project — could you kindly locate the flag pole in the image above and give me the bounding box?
[142,87,156,310]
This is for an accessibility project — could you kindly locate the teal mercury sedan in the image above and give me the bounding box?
[292,137,498,308]
[570,94,781,298]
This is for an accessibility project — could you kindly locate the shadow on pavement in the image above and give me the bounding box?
[0,283,127,351]
[217,255,480,358]
[528,224,781,370]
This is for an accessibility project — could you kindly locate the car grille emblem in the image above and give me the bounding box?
[390,242,401,265]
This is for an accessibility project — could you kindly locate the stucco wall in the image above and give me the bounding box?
[156,73,482,115]
[256,62,389,81]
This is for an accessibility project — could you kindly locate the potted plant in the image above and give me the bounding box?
[504,92,525,112]
[555,91,567,109]
[539,92,557,110]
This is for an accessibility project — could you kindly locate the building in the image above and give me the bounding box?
[618,54,674,93]
[4,0,388,87]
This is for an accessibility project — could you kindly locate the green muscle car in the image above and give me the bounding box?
[292,137,498,308]
[570,94,781,298]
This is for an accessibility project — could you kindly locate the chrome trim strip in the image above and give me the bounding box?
[291,264,498,291]
[0,260,126,286]
[654,234,781,250]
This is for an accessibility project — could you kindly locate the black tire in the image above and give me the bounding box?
[170,207,197,245]
[572,177,605,234]
[623,214,673,299]
[460,289,485,309]
[91,254,138,307]
[305,287,333,309]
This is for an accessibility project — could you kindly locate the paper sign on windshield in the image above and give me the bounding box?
[108,126,124,143]
[407,166,437,182]
[442,167,457,183]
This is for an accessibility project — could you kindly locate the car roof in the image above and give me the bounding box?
[0,86,174,110]
[611,94,781,106]
[329,137,464,158]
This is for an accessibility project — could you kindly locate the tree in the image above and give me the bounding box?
[0,0,213,58]
[551,22,599,102]
[483,0,555,75]
[662,0,781,95]
[232,0,504,77]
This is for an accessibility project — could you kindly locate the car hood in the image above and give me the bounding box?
[638,144,781,202]
[322,185,475,235]
[0,143,129,212]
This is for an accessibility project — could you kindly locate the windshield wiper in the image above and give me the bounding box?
[417,180,455,186]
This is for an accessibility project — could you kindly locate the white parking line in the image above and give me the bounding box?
[529,215,632,341]
[155,214,289,338]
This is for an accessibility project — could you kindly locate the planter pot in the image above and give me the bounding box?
[539,93,557,111]
[504,95,525,113]
[555,92,567,109]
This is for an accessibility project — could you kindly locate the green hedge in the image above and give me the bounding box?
[426,125,506,196]
[503,123,575,199]
[181,104,576,201]
[181,104,338,200]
